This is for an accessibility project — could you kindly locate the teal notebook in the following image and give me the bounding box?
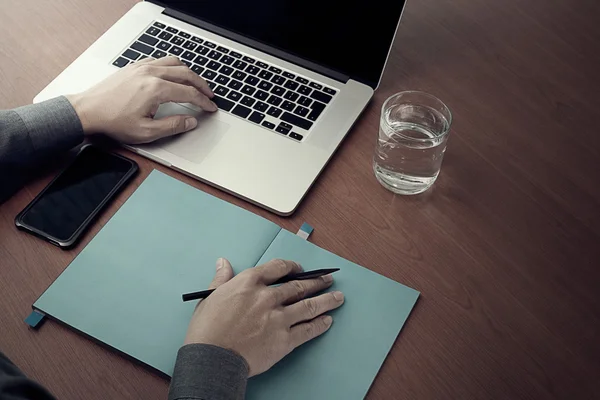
[33,170,419,399]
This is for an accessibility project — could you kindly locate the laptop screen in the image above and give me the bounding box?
[155,0,406,87]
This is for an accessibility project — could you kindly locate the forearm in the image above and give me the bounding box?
[0,96,84,203]
[0,352,56,400]
[168,344,249,400]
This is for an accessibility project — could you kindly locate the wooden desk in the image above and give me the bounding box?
[1,0,599,398]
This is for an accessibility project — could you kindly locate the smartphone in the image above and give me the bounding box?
[15,145,138,249]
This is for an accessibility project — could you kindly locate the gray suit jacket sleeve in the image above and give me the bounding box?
[0,96,84,203]
[169,344,249,400]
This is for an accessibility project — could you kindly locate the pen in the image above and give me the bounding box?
[182,268,340,302]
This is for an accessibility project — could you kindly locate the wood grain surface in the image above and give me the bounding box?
[1,0,599,399]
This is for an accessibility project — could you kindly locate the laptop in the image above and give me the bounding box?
[34,0,406,215]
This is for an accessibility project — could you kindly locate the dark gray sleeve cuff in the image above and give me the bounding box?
[13,96,84,153]
[168,344,249,400]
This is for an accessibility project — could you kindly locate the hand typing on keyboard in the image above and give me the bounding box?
[67,56,217,144]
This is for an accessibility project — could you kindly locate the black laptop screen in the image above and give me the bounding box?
[155,0,405,87]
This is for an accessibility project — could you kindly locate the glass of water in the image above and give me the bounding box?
[373,91,452,195]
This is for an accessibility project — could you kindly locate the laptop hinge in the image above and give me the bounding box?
[162,7,350,84]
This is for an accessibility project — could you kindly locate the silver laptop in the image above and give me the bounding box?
[34,0,406,215]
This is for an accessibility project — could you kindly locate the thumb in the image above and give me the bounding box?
[146,115,198,140]
[208,258,234,289]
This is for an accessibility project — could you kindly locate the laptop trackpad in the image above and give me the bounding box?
[152,103,230,164]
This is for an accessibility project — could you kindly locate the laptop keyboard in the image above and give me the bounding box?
[112,21,338,142]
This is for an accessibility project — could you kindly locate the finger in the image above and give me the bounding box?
[158,81,217,112]
[147,65,213,98]
[253,259,303,284]
[132,57,155,65]
[272,274,333,305]
[289,315,333,349]
[208,258,235,289]
[147,55,185,67]
[142,114,198,141]
[285,291,344,325]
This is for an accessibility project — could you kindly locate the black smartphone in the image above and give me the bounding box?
[15,145,138,249]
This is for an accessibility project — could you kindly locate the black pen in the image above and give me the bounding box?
[182,268,340,302]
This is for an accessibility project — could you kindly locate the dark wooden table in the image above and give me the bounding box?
[1,0,599,399]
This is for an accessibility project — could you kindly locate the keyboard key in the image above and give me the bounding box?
[178,31,191,39]
[131,41,154,55]
[256,61,269,69]
[269,66,282,74]
[297,85,312,95]
[139,34,159,46]
[122,49,140,60]
[283,71,295,79]
[249,111,265,124]
[267,95,282,106]
[227,91,242,102]
[308,101,326,121]
[298,96,312,107]
[158,31,173,41]
[207,61,222,70]
[192,36,203,44]
[309,82,323,90]
[294,105,309,117]
[202,70,217,80]
[219,66,234,76]
[215,86,229,96]
[254,90,269,101]
[228,80,243,90]
[267,107,282,118]
[310,90,333,104]
[191,64,204,75]
[232,104,252,118]
[112,57,129,68]
[258,70,273,80]
[281,101,295,111]
[246,65,260,75]
[157,41,171,51]
[258,81,273,91]
[170,36,185,46]
[280,122,293,130]
[243,56,255,63]
[241,96,255,107]
[153,22,166,29]
[168,46,184,56]
[195,46,209,55]
[166,26,178,34]
[152,49,167,58]
[245,76,260,86]
[284,80,299,91]
[216,75,230,85]
[295,76,309,84]
[276,125,290,135]
[213,95,235,111]
[254,101,268,112]
[181,51,196,61]
[207,81,216,90]
[204,41,216,48]
[216,46,229,53]
[271,86,285,96]
[323,87,336,96]
[281,112,313,130]
[146,27,160,36]
[230,51,242,58]
[221,55,234,65]
[284,91,299,102]
[194,55,208,65]
[233,60,247,70]
[289,132,304,141]
[271,75,285,85]
[183,41,198,51]
[181,60,192,67]
[139,55,148,61]
[242,85,256,96]
[262,121,275,129]
[232,70,247,81]
[208,50,222,60]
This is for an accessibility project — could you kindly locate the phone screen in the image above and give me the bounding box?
[19,146,136,243]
